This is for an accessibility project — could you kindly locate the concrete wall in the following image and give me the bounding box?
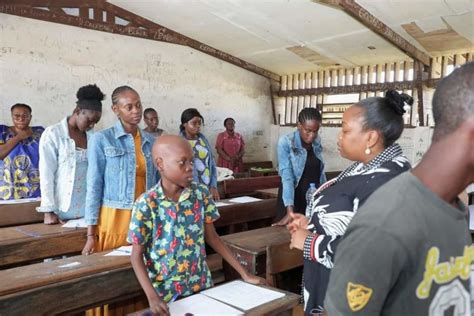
[0,14,273,162]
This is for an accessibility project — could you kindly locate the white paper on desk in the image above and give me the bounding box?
[62,218,87,228]
[105,245,133,256]
[0,197,41,205]
[215,201,231,207]
[228,196,262,204]
[467,184,474,194]
[200,280,284,311]
[169,293,243,315]
[469,205,474,230]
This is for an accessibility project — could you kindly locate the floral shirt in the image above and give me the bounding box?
[128,181,220,302]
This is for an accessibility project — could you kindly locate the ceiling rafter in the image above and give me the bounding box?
[314,0,432,67]
[0,0,280,81]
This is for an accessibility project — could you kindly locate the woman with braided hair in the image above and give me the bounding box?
[288,90,413,315]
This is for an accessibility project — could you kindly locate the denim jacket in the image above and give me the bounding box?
[37,117,91,214]
[277,130,326,207]
[180,131,218,188]
[84,121,159,225]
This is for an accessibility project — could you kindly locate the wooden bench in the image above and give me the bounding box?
[266,242,303,288]
[222,175,281,198]
[0,197,277,269]
[0,223,86,268]
[0,200,42,227]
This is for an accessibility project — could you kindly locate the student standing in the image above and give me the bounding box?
[0,103,44,200]
[83,85,158,255]
[288,91,412,315]
[143,108,165,138]
[37,84,104,224]
[215,117,245,173]
[179,108,219,200]
[274,108,326,225]
[129,135,265,315]
[325,62,474,316]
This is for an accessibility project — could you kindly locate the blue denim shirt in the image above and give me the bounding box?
[84,121,159,225]
[277,130,326,207]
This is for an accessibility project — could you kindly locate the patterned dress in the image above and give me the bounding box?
[0,125,44,200]
[302,144,411,315]
[128,181,220,302]
[215,131,245,173]
[188,137,212,186]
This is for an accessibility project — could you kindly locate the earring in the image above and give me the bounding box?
[365,146,371,155]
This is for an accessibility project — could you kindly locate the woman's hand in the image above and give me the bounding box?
[290,228,310,250]
[242,272,267,285]
[82,236,96,256]
[147,293,170,316]
[43,212,63,225]
[286,212,309,233]
[272,206,294,226]
[210,187,220,201]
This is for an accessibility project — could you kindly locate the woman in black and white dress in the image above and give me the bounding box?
[288,90,413,315]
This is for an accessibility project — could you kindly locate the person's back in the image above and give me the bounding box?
[325,171,471,315]
[325,62,474,315]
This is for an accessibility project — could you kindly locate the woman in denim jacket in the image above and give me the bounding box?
[274,108,326,226]
[37,84,104,224]
[179,108,220,200]
[82,86,158,256]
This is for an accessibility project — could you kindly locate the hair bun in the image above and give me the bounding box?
[385,90,413,116]
[76,84,105,102]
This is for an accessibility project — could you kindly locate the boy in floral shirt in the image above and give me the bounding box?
[128,135,264,315]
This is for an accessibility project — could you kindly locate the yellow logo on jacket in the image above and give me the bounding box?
[347,282,373,311]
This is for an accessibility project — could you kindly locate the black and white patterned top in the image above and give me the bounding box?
[302,143,411,315]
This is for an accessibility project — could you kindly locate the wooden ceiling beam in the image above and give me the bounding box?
[277,78,440,97]
[0,1,279,81]
[313,0,431,67]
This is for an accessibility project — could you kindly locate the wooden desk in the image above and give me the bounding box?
[0,198,276,269]
[255,187,278,199]
[0,223,86,268]
[0,200,42,227]
[221,226,291,278]
[129,283,299,316]
[0,251,226,315]
[250,168,279,177]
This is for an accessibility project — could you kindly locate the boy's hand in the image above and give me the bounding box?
[148,294,169,316]
[242,273,267,285]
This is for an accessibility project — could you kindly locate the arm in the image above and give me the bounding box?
[215,133,231,162]
[0,130,31,160]
[325,224,406,315]
[277,136,296,208]
[131,244,169,316]
[236,134,245,160]
[205,222,265,285]
[83,133,106,254]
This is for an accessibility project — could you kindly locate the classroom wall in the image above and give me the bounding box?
[270,125,433,172]
[0,14,273,162]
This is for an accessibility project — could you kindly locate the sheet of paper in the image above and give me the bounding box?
[200,280,284,311]
[469,205,474,230]
[215,201,231,207]
[62,218,87,228]
[228,196,262,204]
[58,261,81,268]
[105,245,133,256]
[0,197,41,205]
[169,293,243,316]
[466,183,474,194]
